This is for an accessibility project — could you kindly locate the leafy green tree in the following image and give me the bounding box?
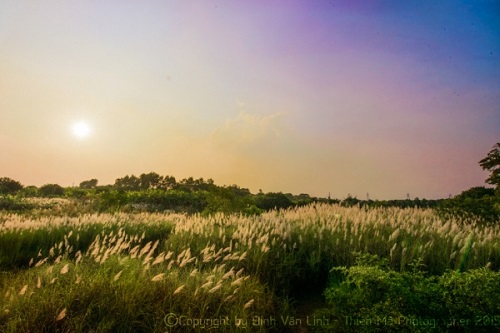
[139,172,162,190]
[39,184,65,197]
[254,192,293,210]
[79,179,98,189]
[0,177,23,195]
[437,187,498,224]
[479,142,500,189]
[159,175,177,190]
[19,185,39,197]
[114,175,140,191]
[342,195,360,207]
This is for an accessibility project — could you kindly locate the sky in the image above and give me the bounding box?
[0,0,499,199]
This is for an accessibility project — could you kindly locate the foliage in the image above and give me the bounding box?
[316,254,500,332]
[341,195,361,207]
[254,192,294,211]
[39,184,65,197]
[79,179,98,189]
[479,142,500,188]
[114,173,177,191]
[0,178,23,195]
[0,204,499,332]
[437,186,499,225]
[0,174,449,215]
[19,185,39,197]
[0,196,33,212]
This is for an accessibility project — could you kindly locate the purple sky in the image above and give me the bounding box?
[0,1,498,199]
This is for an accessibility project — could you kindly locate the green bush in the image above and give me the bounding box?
[0,196,33,212]
[254,192,294,211]
[315,253,500,332]
[39,184,65,197]
[437,187,499,225]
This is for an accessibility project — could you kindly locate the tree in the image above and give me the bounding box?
[437,187,498,224]
[139,172,162,190]
[254,192,294,211]
[39,184,65,197]
[79,179,98,189]
[114,175,140,191]
[479,143,500,189]
[0,177,23,195]
[159,175,177,190]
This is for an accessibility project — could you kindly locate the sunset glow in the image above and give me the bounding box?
[0,1,498,199]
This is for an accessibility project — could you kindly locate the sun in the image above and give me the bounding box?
[71,121,91,139]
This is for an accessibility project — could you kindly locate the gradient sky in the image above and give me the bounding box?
[1,0,499,199]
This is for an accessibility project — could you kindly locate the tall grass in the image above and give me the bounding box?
[0,204,498,332]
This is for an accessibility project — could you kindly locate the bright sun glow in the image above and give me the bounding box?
[72,121,91,139]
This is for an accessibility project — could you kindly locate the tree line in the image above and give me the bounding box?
[0,173,327,214]
[0,172,440,215]
[1,142,498,221]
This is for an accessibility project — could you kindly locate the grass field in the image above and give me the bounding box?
[1,203,499,332]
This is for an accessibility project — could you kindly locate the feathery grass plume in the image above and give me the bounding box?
[75,251,82,265]
[139,241,153,257]
[231,276,244,286]
[179,257,195,268]
[18,285,28,296]
[390,243,398,260]
[55,308,67,321]
[173,285,185,295]
[75,275,82,284]
[60,263,69,275]
[243,299,254,309]
[208,283,222,294]
[236,268,245,277]
[189,269,198,278]
[152,252,166,266]
[164,251,174,261]
[222,269,235,280]
[113,270,123,281]
[129,245,140,258]
[201,281,213,289]
[35,258,48,268]
[151,273,165,282]
[50,278,57,284]
[389,229,400,242]
[100,249,111,264]
[37,276,42,289]
[144,240,160,263]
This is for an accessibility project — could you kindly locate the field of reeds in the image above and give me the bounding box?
[1,203,499,332]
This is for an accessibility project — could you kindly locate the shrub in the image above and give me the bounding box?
[316,253,500,332]
[254,192,294,210]
[437,187,499,225]
[39,184,65,197]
